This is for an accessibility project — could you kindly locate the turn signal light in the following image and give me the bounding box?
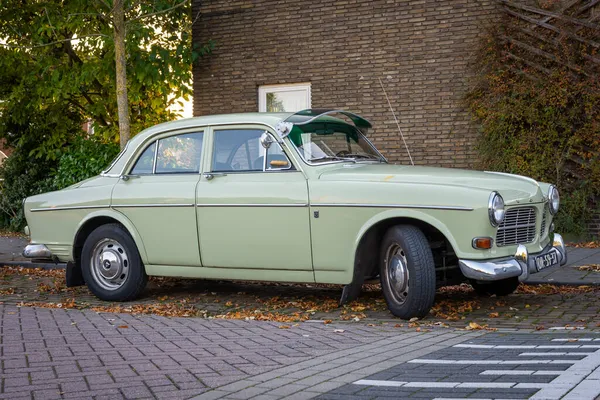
[472,237,493,249]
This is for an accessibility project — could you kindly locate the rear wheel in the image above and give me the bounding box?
[81,223,147,301]
[471,277,519,296]
[380,225,436,319]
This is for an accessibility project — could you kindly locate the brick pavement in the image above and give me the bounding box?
[320,332,600,399]
[0,304,481,400]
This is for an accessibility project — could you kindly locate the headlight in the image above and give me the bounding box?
[548,185,560,215]
[488,192,505,227]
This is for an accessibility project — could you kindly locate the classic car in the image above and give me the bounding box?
[22,109,567,319]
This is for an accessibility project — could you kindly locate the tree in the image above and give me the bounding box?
[0,0,213,150]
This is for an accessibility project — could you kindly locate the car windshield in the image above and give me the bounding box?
[287,121,384,164]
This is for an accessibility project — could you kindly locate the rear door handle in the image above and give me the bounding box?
[203,172,227,181]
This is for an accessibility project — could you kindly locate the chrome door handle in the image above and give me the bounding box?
[203,172,227,180]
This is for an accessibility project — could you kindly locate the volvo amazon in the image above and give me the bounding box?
[23,109,567,319]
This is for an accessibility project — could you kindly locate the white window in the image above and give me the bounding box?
[258,83,311,112]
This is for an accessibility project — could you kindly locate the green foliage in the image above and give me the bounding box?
[0,105,78,230]
[0,0,213,230]
[466,24,600,236]
[52,136,120,190]
[0,0,214,147]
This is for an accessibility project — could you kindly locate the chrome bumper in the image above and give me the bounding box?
[23,244,53,259]
[459,233,567,282]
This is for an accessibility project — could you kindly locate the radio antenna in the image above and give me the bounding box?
[378,77,414,166]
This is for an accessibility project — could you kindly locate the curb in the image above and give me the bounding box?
[524,279,600,286]
[1,260,66,270]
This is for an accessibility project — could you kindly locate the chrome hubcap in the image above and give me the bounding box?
[385,243,409,304]
[90,239,129,291]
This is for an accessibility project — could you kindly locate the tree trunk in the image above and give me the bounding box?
[113,0,130,149]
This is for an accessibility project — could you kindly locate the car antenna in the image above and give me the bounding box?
[378,77,414,166]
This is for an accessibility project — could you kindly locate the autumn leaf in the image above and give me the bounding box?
[488,312,499,318]
[118,325,128,329]
[278,325,290,329]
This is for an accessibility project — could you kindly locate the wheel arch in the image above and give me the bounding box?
[72,209,148,267]
[353,209,459,268]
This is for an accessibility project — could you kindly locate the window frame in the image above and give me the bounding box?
[127,130,205,176]
[210,128,295,174]
[258,83,311,113]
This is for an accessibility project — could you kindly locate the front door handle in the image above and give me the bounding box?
[203,172,227,181]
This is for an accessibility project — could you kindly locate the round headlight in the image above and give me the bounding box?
[548,185,560,215]
[488,192,505,227]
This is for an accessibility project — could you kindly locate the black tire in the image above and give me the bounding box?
[471,277,519,296]
[379,225,436,319]
[81,223,147,301]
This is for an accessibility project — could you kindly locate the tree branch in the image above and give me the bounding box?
[130,0,189,22]
[0,34,108,49]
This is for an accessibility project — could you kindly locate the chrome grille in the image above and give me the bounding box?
[496,207,537,247]
[540,204,548,239]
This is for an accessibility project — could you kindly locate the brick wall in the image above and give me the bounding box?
[192,0,499,168]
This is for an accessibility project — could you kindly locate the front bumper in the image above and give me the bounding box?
[459,233,567,282]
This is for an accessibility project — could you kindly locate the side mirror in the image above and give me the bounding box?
[260,132,273,149]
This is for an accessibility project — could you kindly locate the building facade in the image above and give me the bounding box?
[192,0,499,168]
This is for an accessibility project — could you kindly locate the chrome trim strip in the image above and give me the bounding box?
[112,203,194,208]
[311,203,474,211]
[197,203,308,207]
[30,205,109,212]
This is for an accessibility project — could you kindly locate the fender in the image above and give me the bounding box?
[352,208,460,259]
[340,208,460,306]
[73,209,149,264]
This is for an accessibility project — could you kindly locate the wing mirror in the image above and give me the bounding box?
[260,132,273,149]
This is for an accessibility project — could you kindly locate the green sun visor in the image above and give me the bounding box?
[284,109,372,132]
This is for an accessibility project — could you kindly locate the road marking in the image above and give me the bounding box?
[354,380,550,389]
[354,379,406,387]
[455,344,600,349]
[480,370,553,376]
[408,359,579,365]
[519,352,595,356]
[432,398,514,400]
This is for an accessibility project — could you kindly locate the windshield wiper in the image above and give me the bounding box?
[308,156,356,163]
[339,153,381,161]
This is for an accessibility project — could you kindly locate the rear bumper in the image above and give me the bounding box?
[23,244,55,261]
[458,233,567,282]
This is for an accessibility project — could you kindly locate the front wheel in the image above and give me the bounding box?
[380,225,436,319]
[81,223,147,302]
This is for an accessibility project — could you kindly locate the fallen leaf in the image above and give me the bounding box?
[117,325,128,329]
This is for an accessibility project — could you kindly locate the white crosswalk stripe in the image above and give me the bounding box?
[351,336,600,400]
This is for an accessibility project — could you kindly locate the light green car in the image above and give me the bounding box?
[23,109,567,319]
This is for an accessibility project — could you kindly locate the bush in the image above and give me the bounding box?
[51,136,120,190]
[466,11,600,236]
[0,149,56,231]
[0,134,119,231]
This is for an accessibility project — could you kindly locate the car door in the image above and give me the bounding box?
[111,131,204,266]
[196,126,313,271]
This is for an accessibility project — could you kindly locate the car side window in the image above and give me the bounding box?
[212,129,292,172]
[130,132,203,175]
[131,142,156,175]
[155,132,204,174]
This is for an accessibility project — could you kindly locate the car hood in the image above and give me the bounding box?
[318,164,545,204]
